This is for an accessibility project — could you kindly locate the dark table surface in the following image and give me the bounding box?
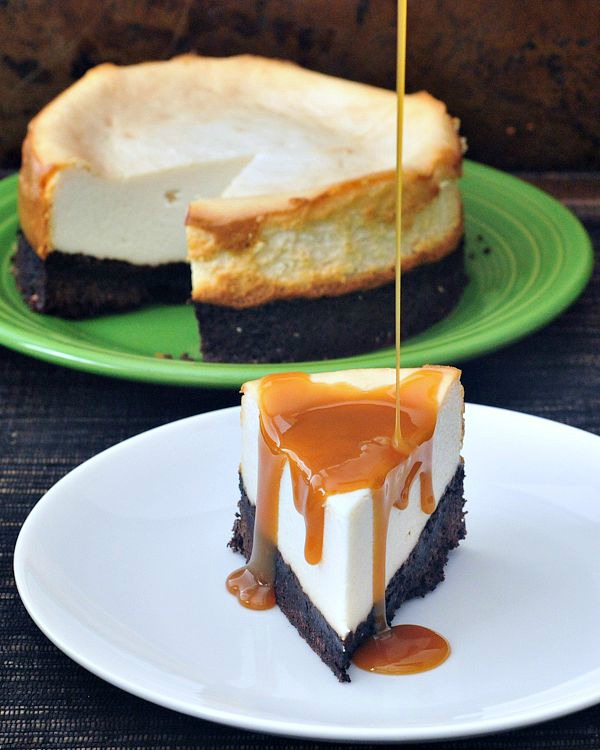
[1,172,599,750]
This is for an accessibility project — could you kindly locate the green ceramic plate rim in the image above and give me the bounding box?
[0,161,593,389]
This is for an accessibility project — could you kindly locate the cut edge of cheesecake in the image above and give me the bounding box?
[188,169,463,308]
[18,54,462,268]
[231,366,466,681]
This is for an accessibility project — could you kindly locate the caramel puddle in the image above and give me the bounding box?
[353,624,450,675]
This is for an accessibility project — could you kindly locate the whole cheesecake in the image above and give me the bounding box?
[229,367,466,681]
[15,55,466,361]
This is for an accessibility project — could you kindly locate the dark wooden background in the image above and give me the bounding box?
[1,0,599,170]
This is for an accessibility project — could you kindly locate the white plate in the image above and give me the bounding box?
[14,404,600,742]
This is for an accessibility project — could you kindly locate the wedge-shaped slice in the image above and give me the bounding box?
[229,367,466,681]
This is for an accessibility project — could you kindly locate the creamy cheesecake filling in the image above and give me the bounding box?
[21,56,462,275]
[46,160,460,271]
[49,157,252,265]
[237,368,463,638]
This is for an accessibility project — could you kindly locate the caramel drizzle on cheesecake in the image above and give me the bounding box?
[227,369,444,639]
[228,0,450,677]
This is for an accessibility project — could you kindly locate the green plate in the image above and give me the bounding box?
[0,162,592,388]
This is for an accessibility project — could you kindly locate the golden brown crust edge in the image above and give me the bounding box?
[187,168,464,308]
[17,62,108,258]
[18,132,53,260]
[189,218,464,308]
[186,143,462,253]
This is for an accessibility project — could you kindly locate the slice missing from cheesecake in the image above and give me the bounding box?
[187,64,466,363]
[15,54,466,360]
[228,367,466,681]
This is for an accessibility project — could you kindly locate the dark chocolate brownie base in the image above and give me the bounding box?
[196,240,467,363]
[13,231,190,318]
[230,463,466,682]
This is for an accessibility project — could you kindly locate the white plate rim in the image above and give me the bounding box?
[13,403,600,743]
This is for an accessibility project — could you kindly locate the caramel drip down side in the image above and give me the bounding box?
[371,485,392,634]
[289,462,326,566]
[226,429,285,610]
[397,461,421,510]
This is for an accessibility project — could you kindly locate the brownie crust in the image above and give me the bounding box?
[230,463,466,682]
[13,229,466,364]
[13,229,465,363]
[196,240,467,363]
[13,231,190,318]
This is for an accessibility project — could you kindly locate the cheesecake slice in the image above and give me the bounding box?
[15,54,465,360]
[229,367,466,681]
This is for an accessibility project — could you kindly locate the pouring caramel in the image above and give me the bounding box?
[227,0,451,677]
[227,368,450,674]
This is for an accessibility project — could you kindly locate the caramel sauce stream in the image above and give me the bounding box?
[394,0,408,451]
[358,0,449,674]
[227,0,450,676]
